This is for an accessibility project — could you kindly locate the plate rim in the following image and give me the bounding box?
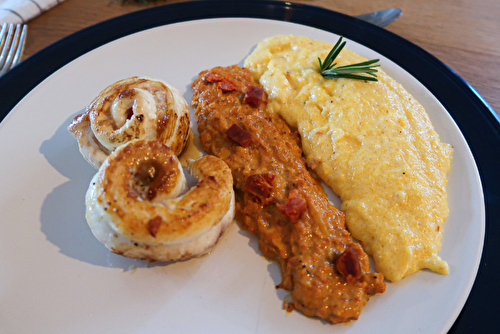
[0,1,498,333]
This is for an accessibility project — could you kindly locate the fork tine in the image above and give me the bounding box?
[0,23,15,71]
[11,25,27,68]
[0,24,25,74]
[0,23,9,53]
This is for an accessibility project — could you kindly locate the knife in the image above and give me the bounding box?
[354,8,402,27]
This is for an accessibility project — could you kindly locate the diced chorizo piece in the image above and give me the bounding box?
[244,174,274,204]
[244,85,264,107]
[217,74,237,92]
[146,216,163,238]
[218,79,237,92]
[336,246,362,282]
[226,124,252,147]
[205,73,224,82]
[260,173,275,185]
[205,73,237,91]
[277,189,307,222]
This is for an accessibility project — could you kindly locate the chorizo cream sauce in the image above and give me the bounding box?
[191,65,385,323]
[244,35,453,282]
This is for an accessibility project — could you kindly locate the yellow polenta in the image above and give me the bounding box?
[244,35,453,282]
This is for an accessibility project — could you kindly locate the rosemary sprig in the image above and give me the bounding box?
[318,36,380,82]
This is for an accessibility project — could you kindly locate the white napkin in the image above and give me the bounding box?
[0,0,65,25]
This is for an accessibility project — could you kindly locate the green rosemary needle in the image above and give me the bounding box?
[318,36,380,82]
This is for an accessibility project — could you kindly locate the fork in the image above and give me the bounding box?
[0,23,28,76]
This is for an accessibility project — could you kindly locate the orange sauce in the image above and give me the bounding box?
[191,65,385,323]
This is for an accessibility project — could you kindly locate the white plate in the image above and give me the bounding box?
[0,18,484,334]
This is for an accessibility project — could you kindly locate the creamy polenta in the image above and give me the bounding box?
[244,35,453,282]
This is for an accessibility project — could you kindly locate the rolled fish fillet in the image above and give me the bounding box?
[85,139,235,262]
[68,76,190,169]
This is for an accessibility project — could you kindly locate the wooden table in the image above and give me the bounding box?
[22,0,500,116]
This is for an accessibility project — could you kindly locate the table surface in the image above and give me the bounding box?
[22,0,500,116]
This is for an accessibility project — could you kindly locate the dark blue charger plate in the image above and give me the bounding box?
[0,1,498,332]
